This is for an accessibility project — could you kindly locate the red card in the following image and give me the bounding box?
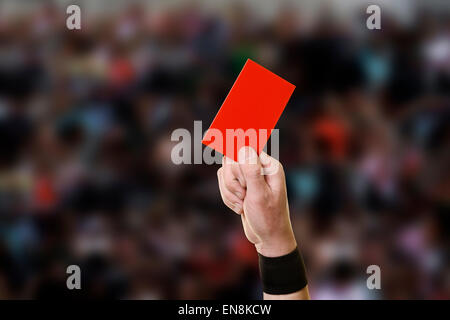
[202,59,295,161]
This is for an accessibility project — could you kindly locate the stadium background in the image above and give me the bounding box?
[0,0,448,299]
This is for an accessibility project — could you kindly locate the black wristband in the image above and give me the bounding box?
[258,247,308,295]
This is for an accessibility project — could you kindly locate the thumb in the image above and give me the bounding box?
[238,146,267,193]
[259,151,285,192]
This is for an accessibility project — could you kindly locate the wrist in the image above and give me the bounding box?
[255,231,297,258]
[258,244,308,295]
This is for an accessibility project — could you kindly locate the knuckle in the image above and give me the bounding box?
[274,162,284,178]
[271,159,283,173]
[224,177,234,190]
[224,176,239,192]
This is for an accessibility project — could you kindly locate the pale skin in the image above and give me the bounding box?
[217,146,310,300]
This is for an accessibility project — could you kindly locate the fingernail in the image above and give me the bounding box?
[238,146,257,163]
[235,191,244,199]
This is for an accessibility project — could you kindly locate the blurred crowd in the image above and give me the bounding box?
[0,1,449,299]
